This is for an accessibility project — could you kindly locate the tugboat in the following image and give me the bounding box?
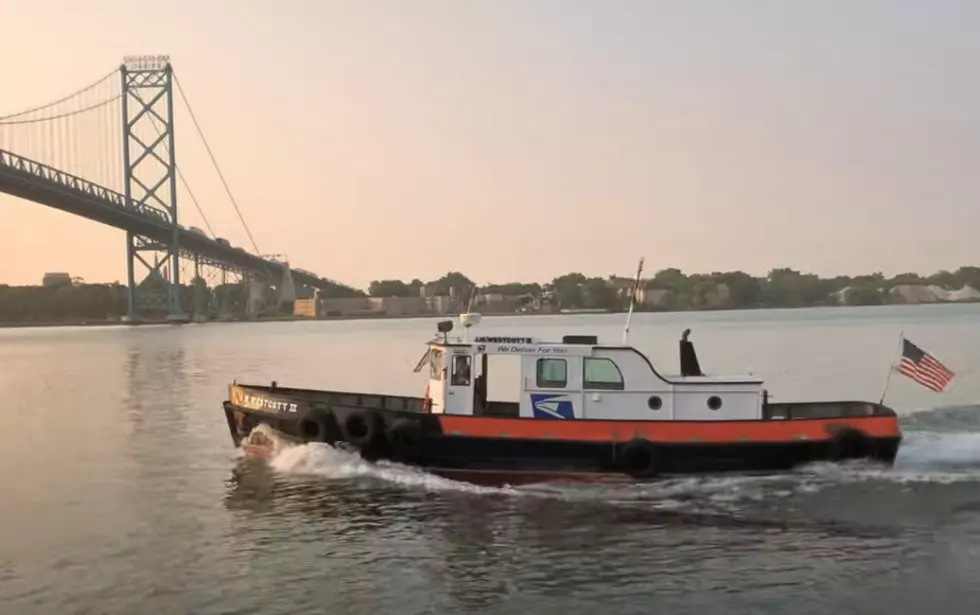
[222,314,903,485]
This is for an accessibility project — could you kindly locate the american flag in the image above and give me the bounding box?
[898,338,954,392]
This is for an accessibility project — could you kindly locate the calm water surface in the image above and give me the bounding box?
[3,304,980,614]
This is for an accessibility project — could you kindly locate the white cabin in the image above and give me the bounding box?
[414,315,766,422]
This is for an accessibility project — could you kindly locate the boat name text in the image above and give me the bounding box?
[241,394,298,413]
[474,336,533,344]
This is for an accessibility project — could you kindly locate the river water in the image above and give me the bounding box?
[3,304,980,614]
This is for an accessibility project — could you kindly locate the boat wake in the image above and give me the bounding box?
[247,424,519,496]
[245,404,980,515]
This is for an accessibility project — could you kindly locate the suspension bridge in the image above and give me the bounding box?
[0,54,356,323]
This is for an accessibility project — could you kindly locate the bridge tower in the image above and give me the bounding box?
[120,55,187,323]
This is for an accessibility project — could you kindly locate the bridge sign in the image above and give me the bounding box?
[123,55,170,71]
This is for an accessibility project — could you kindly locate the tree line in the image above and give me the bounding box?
[0,272,364,324]
[3,265,980,324]
[0,278,247,324]
[368,266,980,312]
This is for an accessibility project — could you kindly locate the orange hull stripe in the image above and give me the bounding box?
[437,415,901,443]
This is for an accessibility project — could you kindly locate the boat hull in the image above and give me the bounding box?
[223,384,902,484]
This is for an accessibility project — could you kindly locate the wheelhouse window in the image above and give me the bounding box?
[583,357,624,390]
[451,354,472,386]
[429,349,443,380]
[536,358,567,388]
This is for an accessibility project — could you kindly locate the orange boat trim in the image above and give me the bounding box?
[437,415,901,443]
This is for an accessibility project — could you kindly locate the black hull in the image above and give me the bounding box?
[223,395,902,484]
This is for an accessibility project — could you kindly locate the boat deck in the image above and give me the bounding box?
[230,383,896,421]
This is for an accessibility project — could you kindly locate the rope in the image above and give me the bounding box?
[0,69,117,121]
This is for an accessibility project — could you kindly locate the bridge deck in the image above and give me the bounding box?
[0,149,335,291]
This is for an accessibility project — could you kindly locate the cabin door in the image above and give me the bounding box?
[520,356,584,420]
[444,350,476,415]
[423,347,446,413]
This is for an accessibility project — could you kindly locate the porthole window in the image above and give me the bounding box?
[647,396,663,411]
[707,396,722,411]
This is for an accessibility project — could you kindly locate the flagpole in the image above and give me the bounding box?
[878,330,905,405]
[622,256,645,345]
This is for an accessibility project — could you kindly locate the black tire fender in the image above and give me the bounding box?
[341,410,383,448]
[386,417,425,461]
[296,412,333,442]
[828,427,877,461]
[620,437,661,479]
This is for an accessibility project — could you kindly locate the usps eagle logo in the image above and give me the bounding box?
[530,394,575,419]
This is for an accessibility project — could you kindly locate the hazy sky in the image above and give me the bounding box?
[2,0,980,289]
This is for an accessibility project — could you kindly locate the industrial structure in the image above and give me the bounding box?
[0,55,357,323]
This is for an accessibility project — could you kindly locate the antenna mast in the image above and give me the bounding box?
[622,256,645,344]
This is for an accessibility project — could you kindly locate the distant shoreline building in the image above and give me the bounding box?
[42,272,72,288]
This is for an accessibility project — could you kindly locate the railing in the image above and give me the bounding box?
[0,148,342,289]
[0,148,171,224]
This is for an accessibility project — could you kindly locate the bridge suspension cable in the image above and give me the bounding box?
[173,72,262,256]
[137,93,217,239]
[0,96,121,126]
[175,161,217,238]
[0,71,124,192]
[0,69,116,121]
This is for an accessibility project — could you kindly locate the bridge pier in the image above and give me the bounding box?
[125,231,137,321]
[120,57,187,324]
